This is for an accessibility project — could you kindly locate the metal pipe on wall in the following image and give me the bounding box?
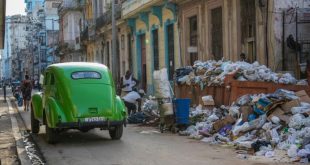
[0,0,6,49]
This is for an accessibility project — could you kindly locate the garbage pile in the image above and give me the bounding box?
[175,60,306,87]
[180,89,310,163]
[127,98,159,124]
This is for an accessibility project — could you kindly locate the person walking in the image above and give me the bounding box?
[119,70,139,97]
[21,75,32,111]
[122,89,145,116]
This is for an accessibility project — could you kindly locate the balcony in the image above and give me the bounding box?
[96,5,122,30]
[58,0,83,15]
[122,0,159,18]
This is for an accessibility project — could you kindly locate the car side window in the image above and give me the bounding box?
[44,73,50,86]
[50,74,55,85]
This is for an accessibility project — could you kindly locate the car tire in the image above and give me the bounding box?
[45,116,57,144]
[31,106,40,134]
[109,125,123,140]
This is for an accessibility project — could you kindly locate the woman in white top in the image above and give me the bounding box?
[119,70,139,97]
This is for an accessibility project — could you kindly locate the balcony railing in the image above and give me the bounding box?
[122,0,153,17]
[96,5,122,30]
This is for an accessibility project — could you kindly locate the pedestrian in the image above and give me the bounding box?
[119,70,139,97]
[122,89,145,116]
[21,75,32,111]
[239,53,247,62]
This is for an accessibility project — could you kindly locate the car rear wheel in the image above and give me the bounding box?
[109,125,123,140]
[45,116,57,144]
[31,106,40,134]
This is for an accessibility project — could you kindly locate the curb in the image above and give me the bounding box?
[7,99,32,165]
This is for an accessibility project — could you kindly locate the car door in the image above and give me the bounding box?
[42,72,51,109]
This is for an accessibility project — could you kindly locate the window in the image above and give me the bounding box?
[121,35,125,49]
[71,71,101,79]
[50,74,55,85]
[44,73,49,85]
[189,15,198,65]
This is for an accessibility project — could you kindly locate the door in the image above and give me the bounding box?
[152,29,159,70]
[127,34,132,71]
[167,24,175,81]
[139,34,147,91]
[211,7,223,61]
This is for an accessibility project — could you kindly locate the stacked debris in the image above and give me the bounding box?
[127,98,159,124]
[180,89,310,163]
[175,60,306,87]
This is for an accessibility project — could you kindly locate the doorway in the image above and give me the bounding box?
[152,29,159,70]
[211,7,223,60]
[139,34,147,91]
[167,24,175,81]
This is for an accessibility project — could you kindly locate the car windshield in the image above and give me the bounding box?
[71,71,101,79]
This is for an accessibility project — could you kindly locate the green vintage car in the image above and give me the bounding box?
[31,62,127,143]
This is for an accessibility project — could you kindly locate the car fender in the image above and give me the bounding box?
[115,96,126,120]
[45,97,66,128]
[31,93,43,120]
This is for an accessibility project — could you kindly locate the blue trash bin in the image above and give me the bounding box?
[174,98,191,125]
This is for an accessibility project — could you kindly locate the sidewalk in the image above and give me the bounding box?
[0,96,19,164]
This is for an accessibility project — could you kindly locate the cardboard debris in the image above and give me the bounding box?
[213,115,236,132]
[281,100,301,113]
[267,107,286,123]
[295,90,310,104]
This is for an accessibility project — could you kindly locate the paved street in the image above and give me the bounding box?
[0,89,19,165]
[5,93,279,165]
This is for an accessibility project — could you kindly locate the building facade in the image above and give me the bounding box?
[122,0,180,94]
[176,0,310,78]
[58,0,84,62]
[4,15,30,81]
[44,0,62,65]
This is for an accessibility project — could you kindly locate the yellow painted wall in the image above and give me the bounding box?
[132,7,180,90]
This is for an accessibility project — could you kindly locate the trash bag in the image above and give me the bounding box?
[291,107,310,114]
[287,144,298,158]
[153,68,172,98]
[232,114,266,136]
[251,140,271,152]
[289,114,306,129]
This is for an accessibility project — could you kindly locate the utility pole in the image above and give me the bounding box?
[112,0,117,82]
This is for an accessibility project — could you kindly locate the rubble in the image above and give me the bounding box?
[180,90,310,163]
[175,60,307,87]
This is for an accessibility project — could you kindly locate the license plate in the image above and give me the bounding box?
[84,117,105,122]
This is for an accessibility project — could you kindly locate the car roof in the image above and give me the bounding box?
[47,62,109,72]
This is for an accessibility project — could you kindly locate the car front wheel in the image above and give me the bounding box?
[109,125,123,140]
[31,106,40,134]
